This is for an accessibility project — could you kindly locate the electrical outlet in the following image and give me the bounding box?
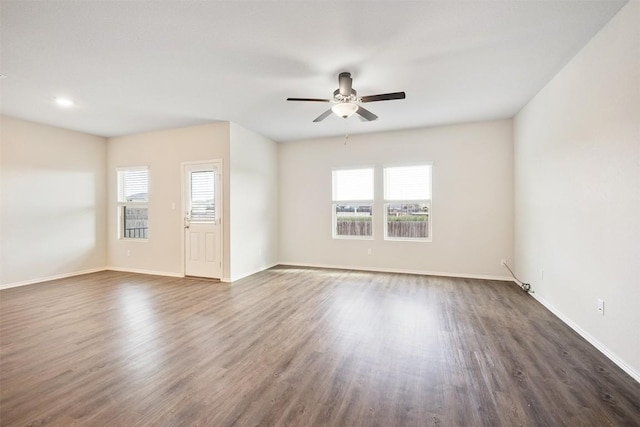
[127,249,131,257]
[597,299,604,315]
[367,248,372,255]
[501,259,506,266]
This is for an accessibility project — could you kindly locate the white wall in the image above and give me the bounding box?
[107,123,231,278]
[0,115,107,287]
[229,123,278,281]
[279,120,514,279]
[514,1,640,380]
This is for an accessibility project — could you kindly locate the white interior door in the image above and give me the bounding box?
[184,162,222,279]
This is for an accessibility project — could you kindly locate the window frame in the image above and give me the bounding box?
[117,166,149,241]
[383,163,432,242]
[331,167,375,240]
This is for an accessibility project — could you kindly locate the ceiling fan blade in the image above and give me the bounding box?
[313,109,334,122]
[338,72,353,97]
[356,106,378,121]
[360,92,406,103]
[287,97,331,102]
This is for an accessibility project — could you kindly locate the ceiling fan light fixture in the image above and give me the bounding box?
[332,102,358,118]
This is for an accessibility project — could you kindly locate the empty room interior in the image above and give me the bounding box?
[1,1,639,426]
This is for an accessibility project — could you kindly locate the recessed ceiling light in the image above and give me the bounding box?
[55,97,74,107]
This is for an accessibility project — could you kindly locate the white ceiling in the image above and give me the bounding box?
[0,1,627,142]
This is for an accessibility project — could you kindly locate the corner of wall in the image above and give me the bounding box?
[228,123,279,281]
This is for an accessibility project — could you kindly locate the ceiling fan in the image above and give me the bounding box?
[287,72,406,122]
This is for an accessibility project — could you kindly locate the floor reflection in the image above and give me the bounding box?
[118,286,163,377]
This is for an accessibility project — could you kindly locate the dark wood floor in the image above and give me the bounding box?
[1,267,638,426]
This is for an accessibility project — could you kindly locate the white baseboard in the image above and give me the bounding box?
[531,293,640,384]
[277,262,514,282]
[229,263,279,283]
[1,267,108,290]
[106,266,184,278]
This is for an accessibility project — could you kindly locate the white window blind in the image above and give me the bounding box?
[120,169,149,202]
[190,171,215,221]
[384,165,431,201]
[332,168,374,201]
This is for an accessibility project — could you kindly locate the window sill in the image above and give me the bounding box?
[332,236,374,241]
[384,237,431,242]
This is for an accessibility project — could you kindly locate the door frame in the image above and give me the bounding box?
[181,159,223,278]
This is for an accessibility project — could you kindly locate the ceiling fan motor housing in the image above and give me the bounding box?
[333,88,357,102]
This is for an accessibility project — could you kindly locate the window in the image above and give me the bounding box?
[117,167,149,239]
[189,170,215,221]
[384,164,432,241]
[332,168,374,238]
